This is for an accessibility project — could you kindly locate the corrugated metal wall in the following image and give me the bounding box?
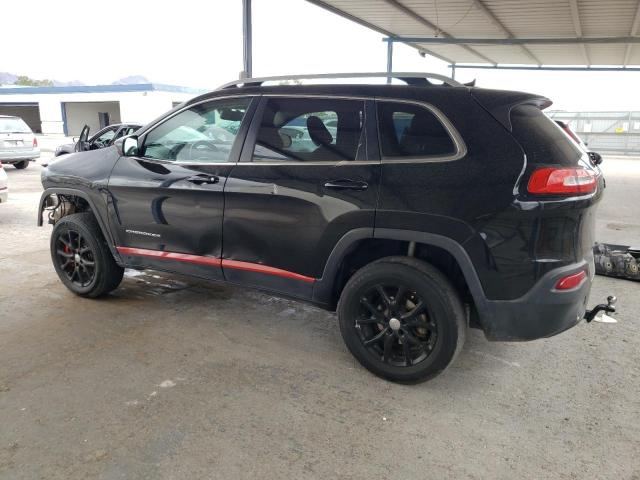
[548,111,640,155]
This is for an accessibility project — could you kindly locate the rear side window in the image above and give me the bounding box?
[252,97,365,162]
[510,104,582,166]
[377,102,456,159]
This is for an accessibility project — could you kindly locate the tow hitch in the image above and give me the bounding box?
[584,295,617,323]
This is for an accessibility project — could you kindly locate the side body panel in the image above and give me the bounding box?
[375,88,602,302]
[105,97,259,281]
[221,97,381,298]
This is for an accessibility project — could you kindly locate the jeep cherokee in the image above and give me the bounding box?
[38,73,607,383]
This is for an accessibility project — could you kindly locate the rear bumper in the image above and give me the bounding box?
[481,260,593,341]
[0,148,41,162]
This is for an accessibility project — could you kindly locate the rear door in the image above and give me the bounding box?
[222,95,379,298]
[107,96,257,280]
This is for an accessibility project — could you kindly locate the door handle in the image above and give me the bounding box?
[186,174,220,185]
[323,179,368,191]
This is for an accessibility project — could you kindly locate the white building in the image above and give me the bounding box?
[0,84,204,135]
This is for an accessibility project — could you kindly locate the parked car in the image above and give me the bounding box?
[37,73,611,383]
[0,161,8,203]
[54,123,141,157]
[0,115,40,169]
[554,119,603,166]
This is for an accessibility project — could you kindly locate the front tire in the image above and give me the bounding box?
[338,256,467,384]
[50,212,123,297]
[14,160,29,169]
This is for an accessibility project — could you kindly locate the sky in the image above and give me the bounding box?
[2,0,640,111]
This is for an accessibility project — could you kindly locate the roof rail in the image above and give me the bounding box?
[217,72,463,90]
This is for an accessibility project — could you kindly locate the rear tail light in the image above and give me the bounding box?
[528,167,597,195]
[555,270,587,290]
[33,137,38,147]
[0,162,3,169]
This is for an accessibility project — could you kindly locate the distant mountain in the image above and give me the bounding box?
[0,72,18,84]
[111,75,150,85]
[52,79,86,87]
[1,72,153,87]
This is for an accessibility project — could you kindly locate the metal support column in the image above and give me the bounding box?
[242,0,252,79]
[450,64,456,80]
[386,40,393,83]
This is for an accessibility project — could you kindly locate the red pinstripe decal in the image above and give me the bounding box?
[221,259,315,283]
[116,247,221,267]
[116,247,315,283]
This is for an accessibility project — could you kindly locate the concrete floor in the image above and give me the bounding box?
[0,156,639,479]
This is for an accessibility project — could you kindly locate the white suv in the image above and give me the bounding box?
[0,115,41,169]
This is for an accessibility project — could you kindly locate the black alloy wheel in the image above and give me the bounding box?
[54,229,96,288]
[50,212,123,297]
[357,284,437,367]
[338,257,466,383]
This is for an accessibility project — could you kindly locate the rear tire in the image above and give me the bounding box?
[337,256,467,384]
[14,160,29,169]
[50,212,123,298]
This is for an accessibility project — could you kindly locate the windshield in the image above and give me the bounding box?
[0,117,32,134]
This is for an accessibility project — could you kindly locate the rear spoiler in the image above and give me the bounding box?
[471,88,551,132]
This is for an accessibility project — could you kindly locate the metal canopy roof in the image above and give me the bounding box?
[307,0,640,67]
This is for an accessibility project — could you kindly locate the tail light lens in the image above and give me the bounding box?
[33,137,38,147]
[555,270,587,290]
[528,167,597,195]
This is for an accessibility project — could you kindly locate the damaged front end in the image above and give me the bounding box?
[40,193,86,225]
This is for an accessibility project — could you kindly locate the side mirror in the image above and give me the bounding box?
[588,151,603,166]
[122,136,140,157]
[72,136,79,143]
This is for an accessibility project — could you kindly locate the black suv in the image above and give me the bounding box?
[38,73,605,383]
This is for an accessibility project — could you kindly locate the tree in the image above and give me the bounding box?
[14,75,53,87]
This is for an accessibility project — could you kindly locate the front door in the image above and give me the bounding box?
[222,96,380,298]
[107,96,257,280]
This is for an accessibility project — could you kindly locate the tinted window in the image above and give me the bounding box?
[511,104,582,166]
[377,102,456,159]
[142,98,251,163]
[253,98,365,162]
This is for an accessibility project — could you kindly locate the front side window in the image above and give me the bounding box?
[141,98,252,163]
[252,98,365,162]
[91,128,116,146]
[377,102,456,159]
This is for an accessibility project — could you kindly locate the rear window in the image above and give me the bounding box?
[377,102,456,159]
[510,104,582,166]
[0,117,31,134]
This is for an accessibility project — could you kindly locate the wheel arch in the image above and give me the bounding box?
[313,228,490,320]
[37,187,122,263]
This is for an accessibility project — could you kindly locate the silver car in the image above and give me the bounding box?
[0,162,8,203]
[0,115,41,169]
